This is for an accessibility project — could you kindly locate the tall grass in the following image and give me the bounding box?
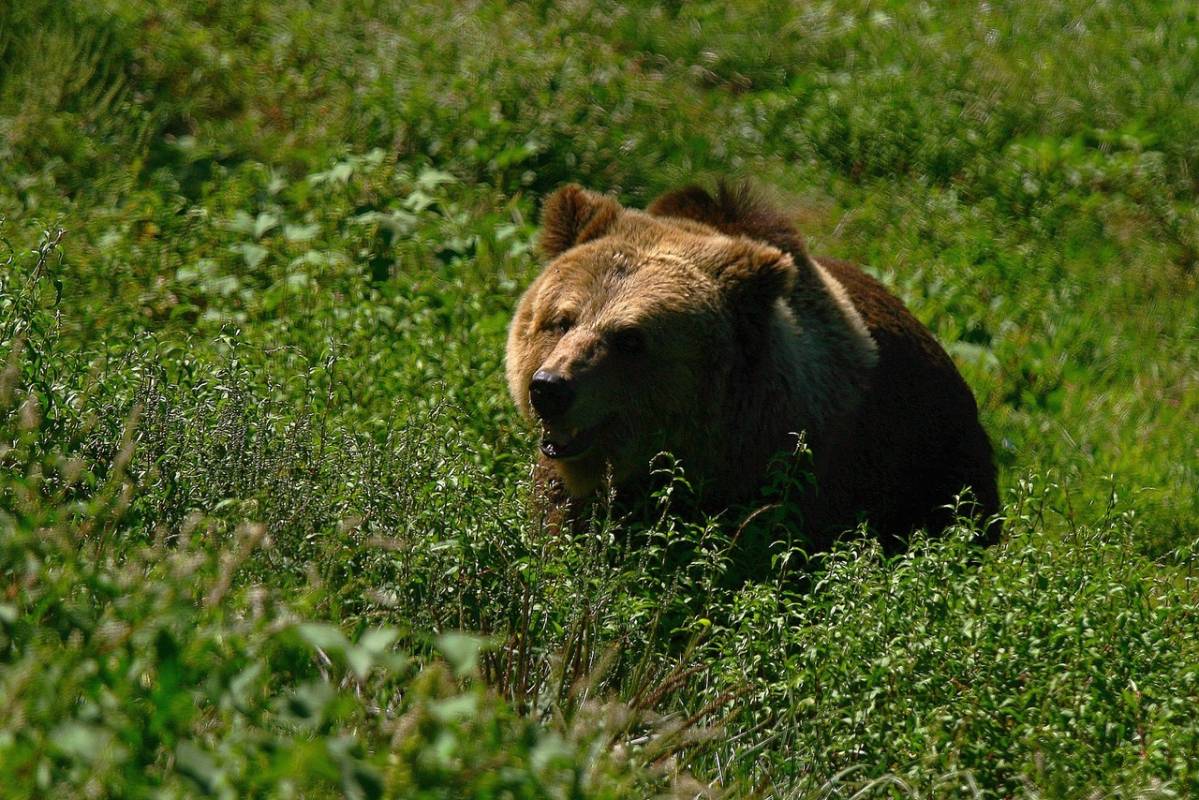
[2,0,1198,796]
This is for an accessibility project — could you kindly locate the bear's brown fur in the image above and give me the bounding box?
[506,183,999,550]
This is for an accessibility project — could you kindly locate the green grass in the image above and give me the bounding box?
[2,0,1197,796]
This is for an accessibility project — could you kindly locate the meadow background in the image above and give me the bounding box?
[2,1,1198,797]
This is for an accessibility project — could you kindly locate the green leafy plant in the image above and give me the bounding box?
[2,1,1198,796]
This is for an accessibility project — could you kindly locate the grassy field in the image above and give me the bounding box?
[2,1,1198,796]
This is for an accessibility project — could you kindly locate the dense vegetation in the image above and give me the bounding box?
[2,1,1197,796]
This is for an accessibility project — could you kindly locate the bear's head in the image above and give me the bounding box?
[506,185,799,498]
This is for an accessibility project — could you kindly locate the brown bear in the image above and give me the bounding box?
[506,182,999,551]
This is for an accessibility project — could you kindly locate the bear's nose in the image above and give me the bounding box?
[529,369,575,419]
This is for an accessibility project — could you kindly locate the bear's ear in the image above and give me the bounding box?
[646,185,722,225]
[540,184,623,258]
[712,240,797,310]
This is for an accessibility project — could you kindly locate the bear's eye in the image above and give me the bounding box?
[545,315,574,335]
[609,327,646,355]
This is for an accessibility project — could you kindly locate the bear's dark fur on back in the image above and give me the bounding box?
[648,184,1000,549]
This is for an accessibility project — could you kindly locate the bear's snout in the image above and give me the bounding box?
[529,369,576,420]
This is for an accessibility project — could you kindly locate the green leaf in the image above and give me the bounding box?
[428,693,478,723]
[253,212,280,240]
[359,626,399,654]
[236,242,269,270]
[283,223,320,242]
[346,646,372,680]
[51,722,108,762]
[436,632,485,676]
[297,622,350,653]
[286,680,335,722]
[175,740,222,795]
[415,167,456,189]
[227,662,263,708]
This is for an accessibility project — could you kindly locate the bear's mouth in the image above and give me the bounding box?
[540,422,602,461]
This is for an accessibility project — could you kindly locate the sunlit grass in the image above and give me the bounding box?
[1,1,1197,796]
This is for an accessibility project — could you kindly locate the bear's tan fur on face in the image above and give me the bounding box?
[507,183,999,547]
